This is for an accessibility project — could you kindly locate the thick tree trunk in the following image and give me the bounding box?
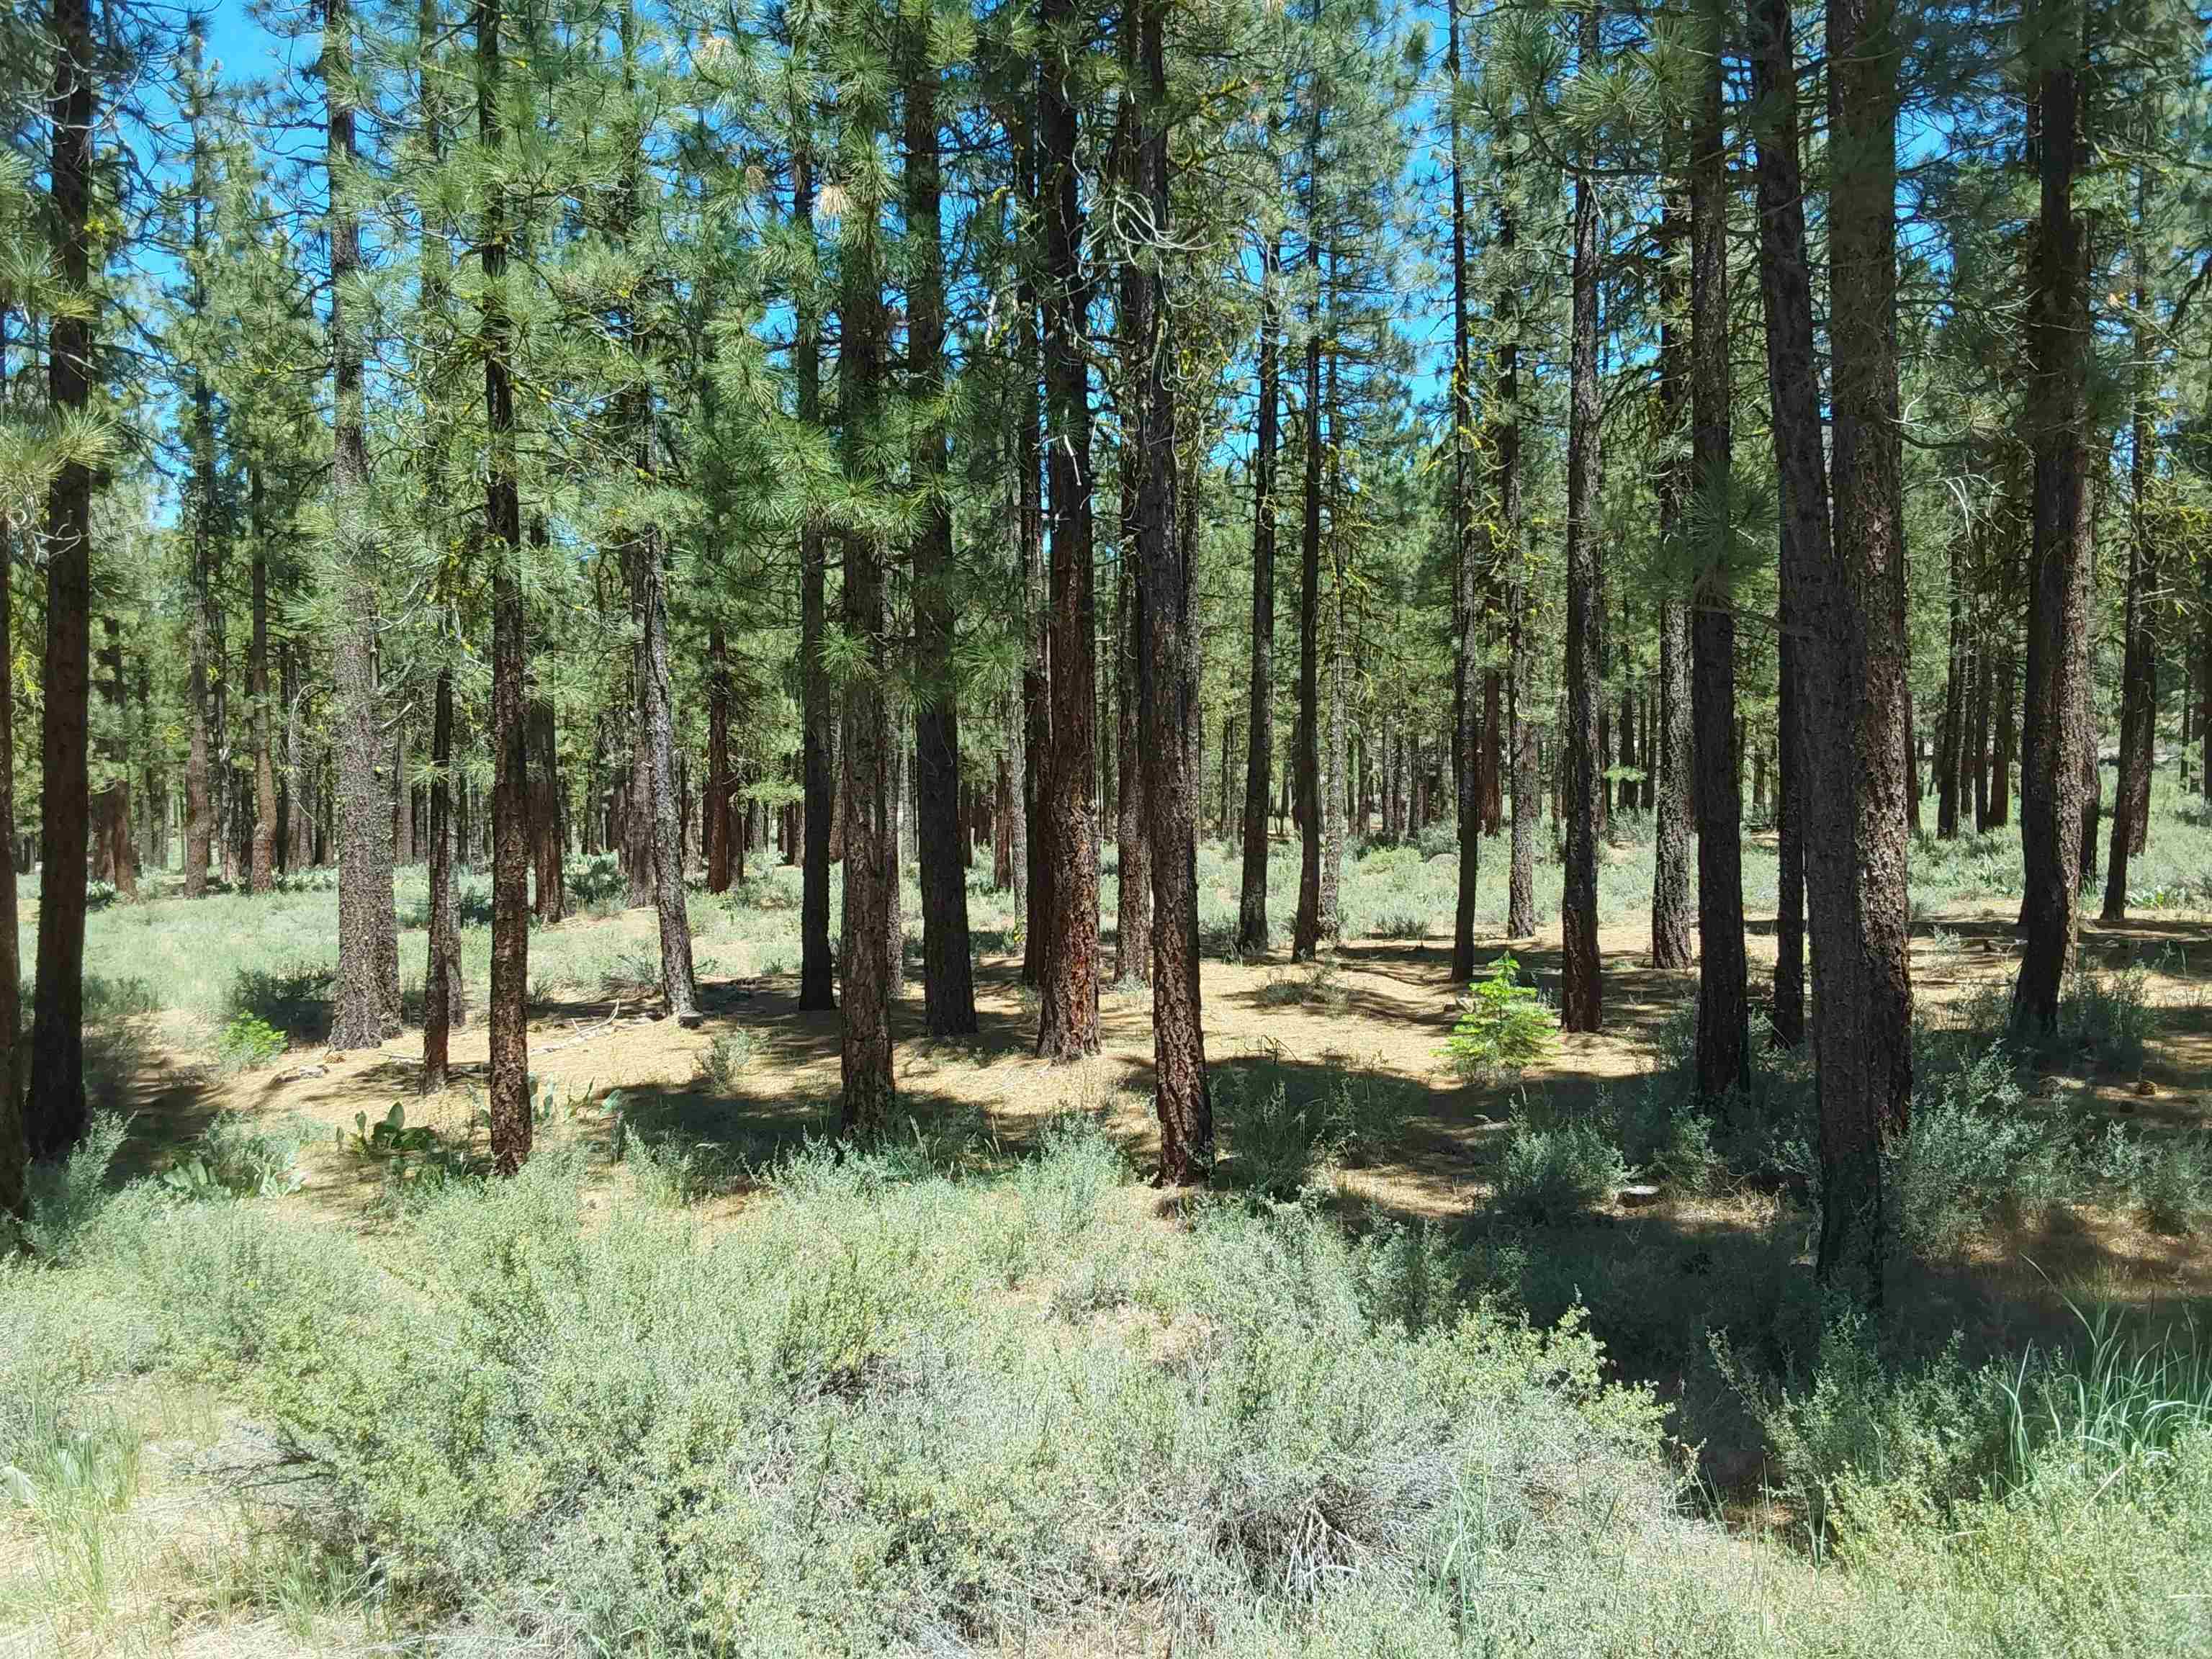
[423,666,464,1093]
[1810,0,1914,1302]
[1130,0,1210,1179]
[1238,236,1280,956]
[1690,18,1748,1098]
[2013,12,2090,1035]
[329,0,400,1051]
[1559,1,1604,1033]
[837,229,899,1128]
[477,0,530,1174]
[1035,4,1101,1058]
[27,0,97,1156]
[905,48,976,1035]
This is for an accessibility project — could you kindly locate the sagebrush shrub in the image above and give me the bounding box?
[1491,1108,1625,1225]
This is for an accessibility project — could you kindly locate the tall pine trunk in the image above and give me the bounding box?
[904,40,976,1034]
[329,0,400,1051]
[1690,10,1747,1097]
[1650,189,1694,971]
[794,126,837,1012]
[2103,164,2154,921]
[1132,0,1210,1179]
[707,625,733,893]
[27,0,97,1156]
[1559,0,1604,1033]
[478,0,531,1174]
[1035,1,1101,1058]
[1237,235,1280,955]
[1810,0,1913,1300]
[423,666,463,1093]
[2013,0,2090,1035]
[1750,0,1825,1048]
[250,478,277,894]
[1447,0,1481,981]
[838,221,899,1128]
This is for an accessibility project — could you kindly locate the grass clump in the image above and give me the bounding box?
[694,1030,755,1091]
[1215,1066,1398,1199]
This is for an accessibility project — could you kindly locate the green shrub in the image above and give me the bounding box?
[162,1112,313,1201]
[215,1012,287,1071]
[1892,1040,2076,1257]
[14,1115,132,1264]
[1254,961,1349,1012]
[1440,953,1557,1084]
[223,963,333,1042]
[1490,1107,1626,1224]
[1614,1081,1722,1193]
[1216,1069,1393,1198]
[2092,1126,2212,1235]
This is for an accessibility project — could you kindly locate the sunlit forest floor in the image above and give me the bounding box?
[8,782,2212,1655]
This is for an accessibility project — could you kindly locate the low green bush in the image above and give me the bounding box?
[1491,1106,1626,1225]
[215,1012,287,1071]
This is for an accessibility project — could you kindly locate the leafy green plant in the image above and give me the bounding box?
[1441,953,1557,1083]
[1490,1109,1626,1224]
[215,1012,287,1071]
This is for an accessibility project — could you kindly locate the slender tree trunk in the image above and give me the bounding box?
[1035,2,1100,1058]
[787,130,836,1010]
[529,696,565,922]
[0,501,22,1214]
[423,666,462,1092]
[2013,6,2090,1035]
[1447,0,1480,981]
[633,532,700,1022]
[1690,12,1747,1097]
[707,624,732,893]
[248,480,276,894]
[1750,0,1825,1046]
[1238,235,1281,955]
[1990,638,2015,827]
[2103,169,2155,921]
[1559,0,1604,1032]
[479,0,530,1174]
[329,0,400,1050]
[904,44,976,1035]
[1115,519,1151,983]
[1810,0,1913,1301]
[1937,539,1964,839]
[27,0,98,1154]
[1650,189,1694,971]
[1131,0,1210,1179]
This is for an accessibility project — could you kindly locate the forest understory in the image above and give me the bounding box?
[7,795,2212,1657]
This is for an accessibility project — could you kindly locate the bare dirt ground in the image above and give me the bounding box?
[117,886,2212,1310]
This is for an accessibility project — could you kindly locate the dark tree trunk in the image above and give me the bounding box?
[1990,639,2015,827]
[1293,348,1326,956]
[904,45,976,1035]
[1035,5,1100,1059]
[1496,165,1537,941]
[477,0,530,1174]
[1690,15,1747,1097]
[27,0,97,1155]
[1810,0,1913,1302]
[707,624,733,893]
[249,481,277,894]
[529,696,565,922]
[330,0,399,1050]
[1937,539,1964,839]
[423,666,464,1093]
[0,507,18,1214]
[837,225,898,1130]
[2013,11,2090,1035]
[183,42,217,902]
[1650,192,1694,971]
[2103,180,2154,920]
[1131,0,1210,1178]
[1750,0,1824,1048]
[1238,235,1280,956]
[1115,512,1151,983]
[789,134,836,1011]
[1559,0,1604,1032]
